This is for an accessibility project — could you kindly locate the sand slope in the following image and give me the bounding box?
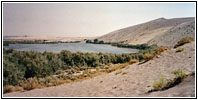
[4,42,195,97]
[97,17,195,46]
[148,21,195,47]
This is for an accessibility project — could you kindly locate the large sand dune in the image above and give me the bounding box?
[97,17,195,47]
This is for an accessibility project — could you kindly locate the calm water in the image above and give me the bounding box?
[4,43,139,54]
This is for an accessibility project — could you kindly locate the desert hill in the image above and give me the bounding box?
[97,17,195,47]
[148,20,195,47]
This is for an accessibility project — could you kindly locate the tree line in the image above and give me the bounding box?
[86,39,152,50]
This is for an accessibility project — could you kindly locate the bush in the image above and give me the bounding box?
[176,48,184,52]
[22,77,40,90]
[174,37,194,48]
[152,76,167,90]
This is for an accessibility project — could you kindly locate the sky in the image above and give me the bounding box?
[3,2,196,37]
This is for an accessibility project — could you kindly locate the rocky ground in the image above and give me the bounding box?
[4,42,195,97]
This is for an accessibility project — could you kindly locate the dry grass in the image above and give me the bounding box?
[115,70,123,75]
[143,54,154,61]
[128,60,139,64]
[51,80,66,86]
[104,63,131,73]
[174,37,194,48]
[155,46,169,55]
[3,85,24,94]
[14,86,24,91]
[3,85,16,93]
[122,71,129,75]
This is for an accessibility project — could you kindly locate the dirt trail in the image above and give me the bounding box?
[4,42,195,97]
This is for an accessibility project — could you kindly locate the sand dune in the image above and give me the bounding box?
[97,17,195,47]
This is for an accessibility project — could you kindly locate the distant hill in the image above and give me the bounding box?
[97,17,195,47]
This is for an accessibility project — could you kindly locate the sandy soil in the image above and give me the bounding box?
[4,42,195,97]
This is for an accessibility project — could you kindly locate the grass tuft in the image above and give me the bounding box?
[152,75,167,90]
[172,69,187,79]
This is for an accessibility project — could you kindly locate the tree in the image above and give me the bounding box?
[86,40,92,43]
[93,39,99,44]
[98,40,104,44]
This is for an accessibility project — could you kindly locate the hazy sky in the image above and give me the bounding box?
[3,2,195,37]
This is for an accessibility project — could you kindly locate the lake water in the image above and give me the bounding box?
[4,43,139,54]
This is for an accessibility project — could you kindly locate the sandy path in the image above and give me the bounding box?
[4,42,195,97]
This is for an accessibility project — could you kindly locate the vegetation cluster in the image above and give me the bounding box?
[174,37,194,48]
[152,69,187,91]
[3,44,163,93]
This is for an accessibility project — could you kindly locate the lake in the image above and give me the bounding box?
[4,43,139,54]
